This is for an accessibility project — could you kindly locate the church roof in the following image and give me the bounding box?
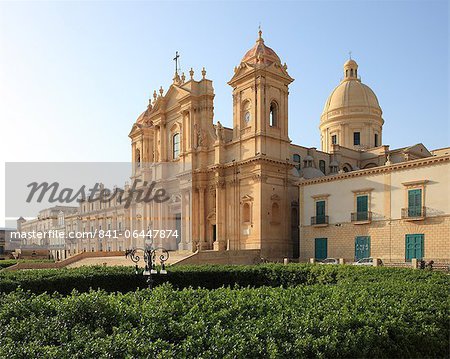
[300,167,325,179]
[241,30,281,65]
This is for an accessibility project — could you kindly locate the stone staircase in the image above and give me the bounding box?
[172,249,262,266]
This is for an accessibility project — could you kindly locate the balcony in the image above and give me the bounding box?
[402,206,426,220]
[311,215,329,227]
[351,211,372,224]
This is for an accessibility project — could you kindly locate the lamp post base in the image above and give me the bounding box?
[146,275,154,290]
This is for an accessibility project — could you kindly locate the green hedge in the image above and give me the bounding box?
[0,281,448,358]
[0,263,447,295]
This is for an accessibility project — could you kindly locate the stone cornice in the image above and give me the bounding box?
[351,188,375,193]
[299,155,450,186]
[402,180,429,187]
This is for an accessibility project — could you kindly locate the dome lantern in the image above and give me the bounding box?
[240,29,282,66]
[343,59,359,81]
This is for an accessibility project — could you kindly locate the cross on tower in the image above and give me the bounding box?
[349,51,352,60]
[173,51,180,74]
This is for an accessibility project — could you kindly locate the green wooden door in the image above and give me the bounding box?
[356,195,368,221]
[315,238,327,260]
[408,189,422,217]
[316,201,326,224]
[405,234,424,261]
[355,236,371,260]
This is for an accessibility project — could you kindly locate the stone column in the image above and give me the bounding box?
[198,186,207,250]
[181,189,192,250]
[215,179,226,250]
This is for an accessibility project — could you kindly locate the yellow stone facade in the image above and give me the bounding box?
[300,156,450,263]
[17,31,449,263]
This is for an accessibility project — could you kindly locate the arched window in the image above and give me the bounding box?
[269,101,278,127]
[350,69,354,77]
[293,154,301,170]
[343,163,352,172]
[172,133,180,159]
[272,202,280,223]
[319,160,326,174]
[242,100,251,126]
[243,203,251,223]
[136,149,141,167]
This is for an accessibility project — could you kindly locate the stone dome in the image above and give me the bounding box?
[241,30,281,65]
[321,59,382,122]
[319,58,384,152]
[136,110,147,124]
[322,79,381,119]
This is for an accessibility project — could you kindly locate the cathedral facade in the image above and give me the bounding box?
[17,31,450,263]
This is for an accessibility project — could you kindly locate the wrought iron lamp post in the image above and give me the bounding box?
[125,246,169,290]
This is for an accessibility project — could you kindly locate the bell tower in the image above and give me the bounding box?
[228,30,294,160]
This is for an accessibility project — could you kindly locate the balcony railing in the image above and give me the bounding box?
[311,215,329,226]
[351,211,372,222]
[401,206,426,219]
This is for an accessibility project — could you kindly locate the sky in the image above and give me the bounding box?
[0,0,449,226]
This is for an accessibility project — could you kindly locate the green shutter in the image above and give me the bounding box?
[355,236,371,260]
[405,234,424,261]
[316,201,325,216]
[356,195,368,220]
[408,189,422,216]
[316,201,326,224]
[315,238,327,260]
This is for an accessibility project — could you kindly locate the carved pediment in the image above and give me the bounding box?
[169,194,182,203]
[241,194,253,203]
[163,84,191,110]
[128,123,143,138]
[270,194,281,201]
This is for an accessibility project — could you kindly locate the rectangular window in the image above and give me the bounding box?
[319,160,326,174]
[355,236,370,260]
[173,133,180,159]
[356,195,369,221]
[353,132,360,145]
[315,200,326,224]
[315,238,328,260]
[293,154,301,170]
[405,234,424,261]
[408,189,422,217]
[374,133,378,147]
[332,135,337,144]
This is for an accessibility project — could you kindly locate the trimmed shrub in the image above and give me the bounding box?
[0,282,448,358]
[0,263,447,295]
